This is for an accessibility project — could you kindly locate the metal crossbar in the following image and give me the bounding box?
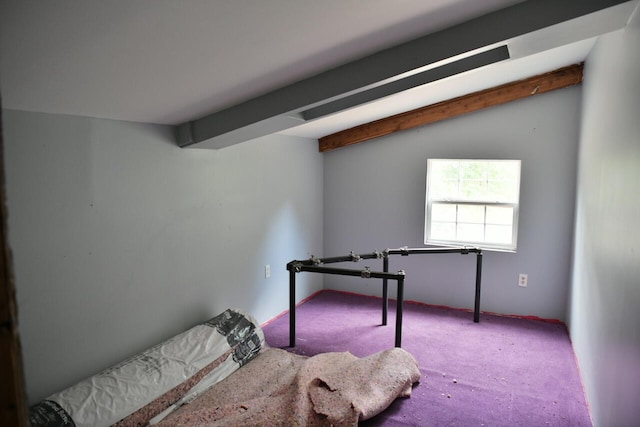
[286,246,483,348]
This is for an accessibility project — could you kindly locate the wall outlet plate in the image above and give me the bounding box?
[519,273,528,287]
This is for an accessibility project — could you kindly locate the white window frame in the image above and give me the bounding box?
[424,159,521,252]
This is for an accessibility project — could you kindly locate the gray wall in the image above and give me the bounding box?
[3,110,323,403]
[323,87,581,320]
[570,19,640,427]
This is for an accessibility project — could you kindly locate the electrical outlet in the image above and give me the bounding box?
[265,264,271,278]
[518,273,528,287]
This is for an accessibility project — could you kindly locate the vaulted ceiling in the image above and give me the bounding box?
[1,0,638,149]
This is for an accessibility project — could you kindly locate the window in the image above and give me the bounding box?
[424,159,521,251]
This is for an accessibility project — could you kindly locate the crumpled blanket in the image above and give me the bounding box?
[155,347,421,426]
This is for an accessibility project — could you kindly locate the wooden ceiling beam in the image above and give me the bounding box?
[318,63,584,152]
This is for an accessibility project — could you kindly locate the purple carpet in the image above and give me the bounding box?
[262,290,591,426]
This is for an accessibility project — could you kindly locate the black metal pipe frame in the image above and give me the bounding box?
[474,252,483,323]
[287,245,483,348]
[381,246,483,324]
[286,261,406,347]
[382,256,389,326]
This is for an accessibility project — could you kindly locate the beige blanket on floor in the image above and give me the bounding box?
[155,347,421,426]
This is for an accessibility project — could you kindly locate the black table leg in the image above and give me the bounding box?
[289,269,296,347]
[474,252,483,323]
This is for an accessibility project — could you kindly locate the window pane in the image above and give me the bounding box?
[460,161,487,180]
[431,222,456,240]
[487,161,518,181]
[486,206,513,225]
[487,179,519,201]
[457,223,484,242]
[458,204,484,224]
[487,161,520,201]
[485,225,513,244]
[431,179,458,199]
[431,203,456,222]
[431,160,459,182]
[486,180,508,200]
[459,180,487,199]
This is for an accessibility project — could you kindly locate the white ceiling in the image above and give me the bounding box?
[1,0,638,141]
